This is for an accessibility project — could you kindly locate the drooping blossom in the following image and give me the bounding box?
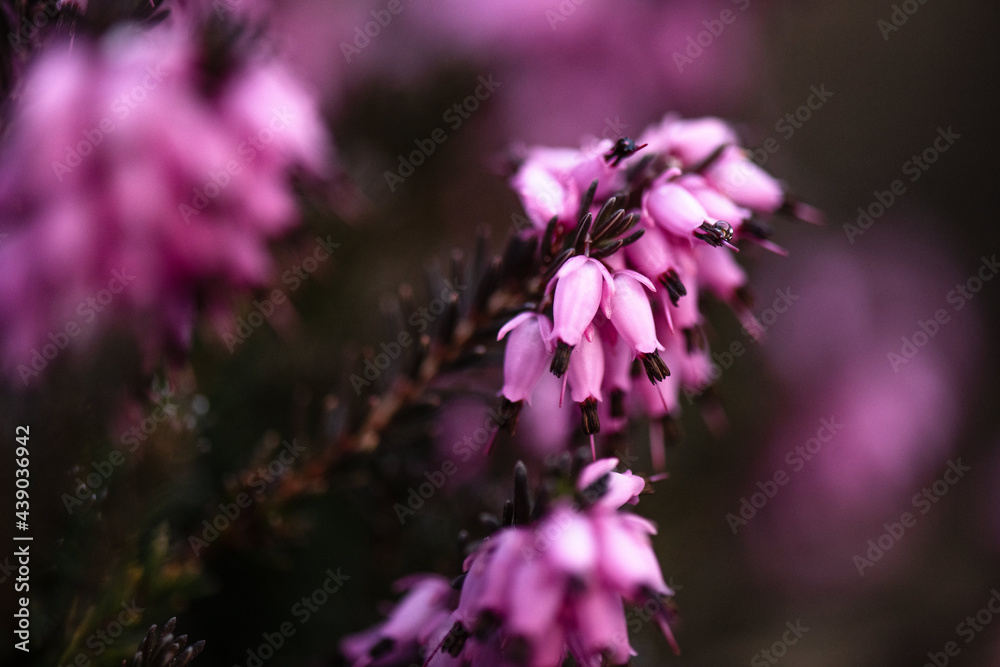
[0,15,328,384]
[500,113,816,463]
[341,575,457,667]
[547,255,614,377]
[497,311,553,430]
[343,459,678,667]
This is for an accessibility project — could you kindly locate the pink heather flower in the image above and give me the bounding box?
[704,145,784,213]
[499,112,813,458]
[510,140,621,229]
[498,312,553,403]
[497,312,553,431]
[341,574,456,667]
[643,175,711,237]
[0,21,328,383]
[607,269,669,383]
[638,114,737,166]
[578,457,646,510]
[510,148,581,228]
[566,327,605,436]
[419,463,676,667]
[547,255,614,376]
[678,173,751,229]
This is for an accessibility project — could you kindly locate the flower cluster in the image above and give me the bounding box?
[341,458,677,667]
[0,15,327,384]
[500,115,819,463]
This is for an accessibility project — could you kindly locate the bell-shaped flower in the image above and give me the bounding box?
[498,312,553,431]
[608,270,669,383]
[340,575,456,667]
[643,176,711,237]
[678,173,751,228]
[510,147,582,229]
[664,116,737,165]
[704,145,784,213]
[547,255,614,376]
[578,458,646,510]
[566,328,605,435]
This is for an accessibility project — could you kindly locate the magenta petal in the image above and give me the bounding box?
[546,506,598,576]
[500,313,553,403]
[609,273,663,354]
[552,257,607,346]
[644,181,710,236]
[567,330,605,403]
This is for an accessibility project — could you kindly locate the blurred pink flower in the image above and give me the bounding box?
[341,574,457,667]
[348,458,677,667]
[0,20,328,383]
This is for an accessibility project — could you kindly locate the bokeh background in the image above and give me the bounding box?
[2,0,999,665]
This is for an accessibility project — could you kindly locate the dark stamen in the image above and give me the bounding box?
[580,397,601,435]
[442,622,470,657]
[604,137,648,166]
[550,340,573,377]
[640,351,671,383]
[660,269,687,306]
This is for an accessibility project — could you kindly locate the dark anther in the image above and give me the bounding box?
[550,340,573,377]
[442,622,470,657]
[693,220,734,248]
[640,352,670,383]
[580,397,601,435]
[604,137,648,166]
[660,269,687,306]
